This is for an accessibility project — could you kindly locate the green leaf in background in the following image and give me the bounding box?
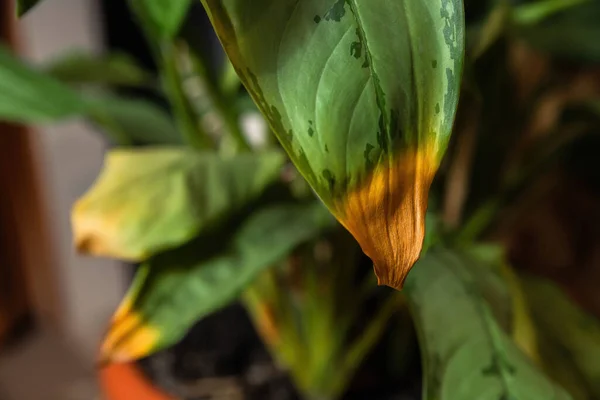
[0,44,86,123]
[87,96,183,146]
[468,1,510,60]
[201,0,465,289]
[72,147,285,261]
[516,1,600,62]
[16,0,43,17]
[522,276,600,399]
[405,248,572,400]
[512,0,590,26]
[100,202,335,363]
[43,51,153,88]
[463,244,513,332]
[128,0,192,38]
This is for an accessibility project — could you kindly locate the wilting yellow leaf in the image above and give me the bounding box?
[336,145,438,289]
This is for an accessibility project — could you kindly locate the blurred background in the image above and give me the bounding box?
[1,0,600,400]
[0,0,151,398]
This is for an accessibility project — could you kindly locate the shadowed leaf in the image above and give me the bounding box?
[405,248,572,400]
[101,202,335,362]
[523,276,600,400]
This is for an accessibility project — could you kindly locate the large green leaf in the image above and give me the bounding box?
[72,147,285,261]
[43,51,153,88]
[201,0,465,288]
[0,45,86,123]
[100,202,335,362]
[522,276,600,399]
[128,0,193,38]
[86,96,183,146]
[405,248,572,400]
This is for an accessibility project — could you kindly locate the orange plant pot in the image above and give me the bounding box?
[99,361,177,400]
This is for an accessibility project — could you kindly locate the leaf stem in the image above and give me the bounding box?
[189,52,251,152]
[160,42,213,150]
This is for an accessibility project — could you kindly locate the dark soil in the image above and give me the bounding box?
[139,304,422,400]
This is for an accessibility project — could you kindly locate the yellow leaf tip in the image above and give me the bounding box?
[100,311,159,364]
[338,146,437,291]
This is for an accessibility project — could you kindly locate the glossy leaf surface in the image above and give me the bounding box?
[101,202,335,362]
[72,148,285,261]
[201,0,465,288]
[405,248,572,400]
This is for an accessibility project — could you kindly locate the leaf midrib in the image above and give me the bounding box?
[345,0,390,136]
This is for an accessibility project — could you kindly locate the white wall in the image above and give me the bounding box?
[18,0,129,361]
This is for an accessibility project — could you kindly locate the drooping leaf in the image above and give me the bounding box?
[16,0,43,16]
[72,147,285,261]
[522,276,600,399]
[128,0,192,38]
[100,202,335,363]
[86,96,183,146]
[0,44,86,123]
[405,248,572,400]
[201,0,465,288]
[516,1,600,61]
[43,51,153,88]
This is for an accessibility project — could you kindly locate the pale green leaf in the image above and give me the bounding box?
[72,147,285,261]
[405,248,572,400]
[102,202,335,361]
[0,45,86,123]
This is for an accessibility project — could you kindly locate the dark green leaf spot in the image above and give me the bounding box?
[324,0,348,22]
[350,28,363,60]
[350,41,362,59]
[364,143,375,169]
[322,169,336,190]
[308,120,315,137]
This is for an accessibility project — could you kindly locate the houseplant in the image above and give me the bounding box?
[2,0,600,399]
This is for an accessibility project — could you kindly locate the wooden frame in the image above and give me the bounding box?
[0,0,63,346]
